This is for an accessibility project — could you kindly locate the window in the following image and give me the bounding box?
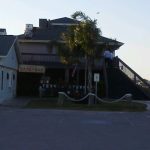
[1,71,3,90]
[7,73,9,80]
[13,74,15,80]
[8,72,12,88]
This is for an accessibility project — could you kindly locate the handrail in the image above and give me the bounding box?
[118,57,150,89]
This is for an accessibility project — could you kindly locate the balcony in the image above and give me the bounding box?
[21,53,104,69]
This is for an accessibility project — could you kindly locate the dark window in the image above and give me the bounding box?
[7,73,9,80]
[13,74,15,80]
[1,71,3,90]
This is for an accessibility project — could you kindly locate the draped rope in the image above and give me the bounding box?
[58,92,132,103]
[59,92,94,102]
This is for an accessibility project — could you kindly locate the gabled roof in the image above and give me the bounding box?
[0,35,16,57]
[18,17,123,50]
[19,25,68,41]
[98,36,124,50]
[50,17,79,24]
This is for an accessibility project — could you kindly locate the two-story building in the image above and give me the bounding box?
[17,17,123,96]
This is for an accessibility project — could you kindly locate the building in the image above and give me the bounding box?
[0,32,20,102]
[18,17,123,96]
[18,17,150,99]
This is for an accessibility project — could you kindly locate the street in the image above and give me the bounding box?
[0,107,150,150]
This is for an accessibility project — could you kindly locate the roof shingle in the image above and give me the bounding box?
[18,17,123,50]
[50,17,79,24]
[0,35,16,56]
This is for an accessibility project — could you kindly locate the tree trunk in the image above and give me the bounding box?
[87,57,94,105]
[76,68,79,85]
[84,56,87,94]
[103,59,109,98]
[87,57,92,92]
[65,67,69,84]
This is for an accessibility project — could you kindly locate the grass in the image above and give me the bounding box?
[25,98,147,112]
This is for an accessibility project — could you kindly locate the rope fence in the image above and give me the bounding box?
[58,92,132,104]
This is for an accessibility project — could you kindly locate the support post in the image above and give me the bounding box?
[65,68,69,84]
[58,92,64,105]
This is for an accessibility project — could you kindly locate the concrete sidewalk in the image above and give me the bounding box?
[0,97,57,108]
[0,97,31,107]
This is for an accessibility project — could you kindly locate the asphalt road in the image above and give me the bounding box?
[0,107,150,150]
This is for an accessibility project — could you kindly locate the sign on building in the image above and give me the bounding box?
[94,73,100,82]
[19,65,45,73]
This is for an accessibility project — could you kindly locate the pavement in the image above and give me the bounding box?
[0,97,55,107]
[0,108,150,150]
[0,98,150,149]
[0,97,31,107]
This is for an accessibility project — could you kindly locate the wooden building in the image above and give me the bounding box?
[17,17,123,97]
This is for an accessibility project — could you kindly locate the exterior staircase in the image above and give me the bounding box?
[107,57,150,100]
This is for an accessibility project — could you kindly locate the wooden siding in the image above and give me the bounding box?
[0,45,18,102]
[19,42,104,69]
[19,43,50,54]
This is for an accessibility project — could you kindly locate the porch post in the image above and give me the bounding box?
[103,59,109,98]
[76,68,79,85]
[65,68,69,83]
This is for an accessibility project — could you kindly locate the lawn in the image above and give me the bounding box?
[25,98,147,112]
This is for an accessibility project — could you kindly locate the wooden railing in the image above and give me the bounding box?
[118,57,150,97]
[21,53,104,68]
[22,53,61,64]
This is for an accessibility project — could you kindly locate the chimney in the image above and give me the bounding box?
[39,19,48,28]
[0,29,7,35]
[48,19,51,28]
[24,24,33,38]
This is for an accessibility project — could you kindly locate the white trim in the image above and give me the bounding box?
[0,65,17,71]
[0,56,7,58]
[5,37,17,58]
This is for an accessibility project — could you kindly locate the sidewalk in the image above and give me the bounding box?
[0,97,31,108]
[0,97,57,108]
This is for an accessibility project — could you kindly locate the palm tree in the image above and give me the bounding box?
[61,11,103,103]
[71,12,101,95]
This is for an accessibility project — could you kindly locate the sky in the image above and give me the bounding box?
[0,0,150,80]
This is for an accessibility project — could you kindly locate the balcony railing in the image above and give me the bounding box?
[22,53,61,64]
[22,53,104,68]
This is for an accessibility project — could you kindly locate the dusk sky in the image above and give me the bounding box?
[0,0,150,80]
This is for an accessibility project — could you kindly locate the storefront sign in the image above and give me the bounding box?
[19,65,45,73]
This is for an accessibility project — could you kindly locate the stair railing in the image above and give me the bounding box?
[117,57,150,89]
